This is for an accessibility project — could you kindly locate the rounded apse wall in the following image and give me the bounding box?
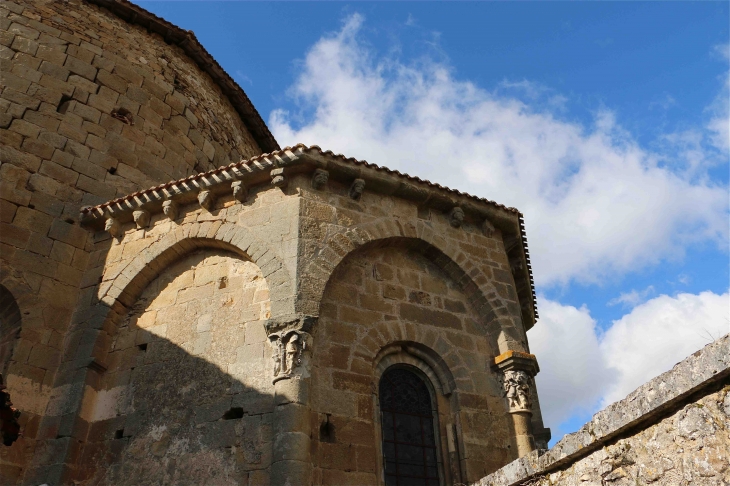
[2,0,265,213]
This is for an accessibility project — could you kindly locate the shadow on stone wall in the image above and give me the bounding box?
[29,249,276,486]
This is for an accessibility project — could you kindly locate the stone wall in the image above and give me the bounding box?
[28,183,299,484]
[474,334,730,486]
[0,0,265,480]
[311,245,516,485]
[77,249,272,485]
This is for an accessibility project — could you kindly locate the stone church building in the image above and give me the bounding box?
[1,1,728,486]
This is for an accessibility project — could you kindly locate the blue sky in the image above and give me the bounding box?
[140,1,729,446]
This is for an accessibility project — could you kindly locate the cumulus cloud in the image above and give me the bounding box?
[529,290,729,433]
[270,14,728,287]
[599,290,730,405]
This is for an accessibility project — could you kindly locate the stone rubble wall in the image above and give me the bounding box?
[474,334,730,486]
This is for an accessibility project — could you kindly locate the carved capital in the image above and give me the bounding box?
[349,178,365,200]
[162,200,178,221]
[265,315,317,384]
[231,181,248,203]
[198,190,215,211]
[500,370,533,413]
[269,330,311,383]
[311,169,329,190]
[132,209,150,229]
[449,206,464,228]
[104,217,121,237]
[492,350,538,414]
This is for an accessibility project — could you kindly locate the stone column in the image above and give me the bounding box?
[492,351,540,458]
[265,315,316,486]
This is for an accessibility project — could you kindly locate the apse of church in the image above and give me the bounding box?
[0,1,548,484]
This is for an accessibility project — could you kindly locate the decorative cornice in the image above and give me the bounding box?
[79,144,539,329]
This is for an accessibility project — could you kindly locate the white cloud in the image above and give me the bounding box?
[607,285,655,308]
[270,14,728,287]
[529,290,729,432]
[528,298,614,429]
[599,290,730,406]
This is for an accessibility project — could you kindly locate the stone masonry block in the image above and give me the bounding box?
[64,55,96,81]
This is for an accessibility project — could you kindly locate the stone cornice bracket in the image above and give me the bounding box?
[271,168,287,188]
[104,216,121,238]
[311,168,329,190]
[449,206,465,228]
[265,315,317,384]
[197,190,215,211]
[132,209,150,229]
[231,180,248,203]
[483,218,496,237]
[492,351,539,414]
[162,199,178,221]
[349,178,365,200]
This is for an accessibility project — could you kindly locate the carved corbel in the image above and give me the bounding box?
[271,168,286,188]
[349,178,365,200]
[104,216,121,238]
[311,169,329,190]
[132,209,150,229]
[162,200,178,221]
[449,206,465,228]
[483,218,496,237]
[198,190,215,211]
[231,181,248,203]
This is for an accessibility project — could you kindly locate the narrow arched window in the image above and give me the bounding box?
[380,366,441,486]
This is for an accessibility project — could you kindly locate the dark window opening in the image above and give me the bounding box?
[114,429,124,439]
[222,407,244,420]
[137,343,147,351]
[380,367,440,486]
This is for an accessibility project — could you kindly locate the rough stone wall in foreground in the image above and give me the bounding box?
[474,334,730,486]
[528,387,729,486]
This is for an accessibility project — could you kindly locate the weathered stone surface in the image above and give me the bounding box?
[474,335,730,486]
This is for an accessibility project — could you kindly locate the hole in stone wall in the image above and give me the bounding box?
[110,107,134,125]
[218,276,227,289]
[222,407,243,420]
[114,429,124,439]
[64,218,75,225]
[319,414,335,443]
[138,343,147,351]
[57,95,72,114]
[108,167,117,174]
[27,204,34,209]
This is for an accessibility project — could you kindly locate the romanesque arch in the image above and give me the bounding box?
[99,221,294,318]
[303,217,524,354]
